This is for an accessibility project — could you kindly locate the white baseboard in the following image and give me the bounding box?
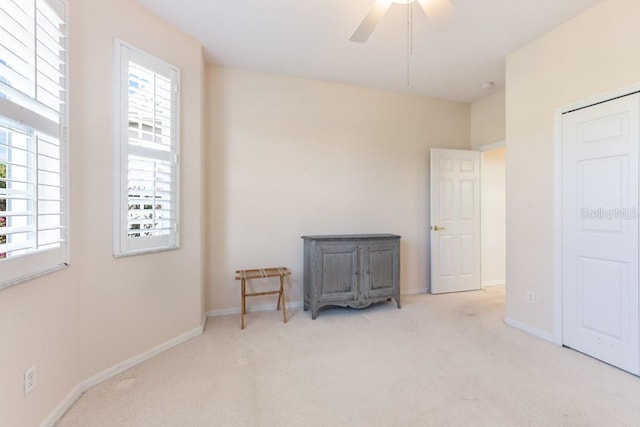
[401,288,429,296]
[504,317,554,343]
[40,384,83,427]
[482,280,505,287]
[206,301,303,318]
[204,293,426,318]
[41,324,204,427]
[82,325,203,390]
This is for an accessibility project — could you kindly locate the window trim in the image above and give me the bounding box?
[112,39,180,258]
[0,0,69,290]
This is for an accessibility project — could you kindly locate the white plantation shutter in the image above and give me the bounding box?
[0,0,68,289]
[114,41,179,256]
[0,0,65,128]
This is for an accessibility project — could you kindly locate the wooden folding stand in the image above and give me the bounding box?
[234,267,291,329]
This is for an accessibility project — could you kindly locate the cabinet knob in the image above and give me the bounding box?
[432,225,446,231]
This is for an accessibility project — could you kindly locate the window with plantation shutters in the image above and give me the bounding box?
[114,41,179,256]
[0,0,68,289]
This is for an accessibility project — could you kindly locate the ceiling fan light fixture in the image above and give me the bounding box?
[350,0,454,43]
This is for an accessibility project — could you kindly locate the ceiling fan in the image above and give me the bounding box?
[350,0,455,43]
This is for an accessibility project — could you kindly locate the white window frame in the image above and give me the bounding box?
[113,40,180,257]
[0,0,69,290]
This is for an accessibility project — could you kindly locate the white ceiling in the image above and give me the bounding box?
[135,0,603,103]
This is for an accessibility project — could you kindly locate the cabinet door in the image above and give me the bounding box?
[363,240,399,298]
[316,243,359,303]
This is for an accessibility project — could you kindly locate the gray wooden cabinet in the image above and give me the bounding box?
[302,234,401,319]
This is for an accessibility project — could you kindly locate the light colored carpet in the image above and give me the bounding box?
[57,287,640,426]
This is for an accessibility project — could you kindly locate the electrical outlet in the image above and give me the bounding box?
[527,291,536,304]
[24,364,37,395]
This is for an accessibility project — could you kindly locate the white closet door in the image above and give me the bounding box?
[562,93,640,375]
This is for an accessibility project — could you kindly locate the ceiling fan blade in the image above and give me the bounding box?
[418,0,455,29]
[350,0,392,43]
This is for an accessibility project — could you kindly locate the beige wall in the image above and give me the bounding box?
[471,89,505,149]
[480,147,506,287]
[505,0,640,334]
[205,67,471,312]
[0,264,80,426]
[0,0,205,425]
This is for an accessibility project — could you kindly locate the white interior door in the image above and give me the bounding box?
[562,93,640,375]
[430,148,481,294]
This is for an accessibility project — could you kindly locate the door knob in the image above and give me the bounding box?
[432,225,446,231]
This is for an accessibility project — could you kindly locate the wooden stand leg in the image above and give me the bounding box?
[280,275,287,324]
[277,283,282,311]
[241,278,246,330]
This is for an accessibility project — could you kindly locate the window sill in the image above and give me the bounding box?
[113,245,179,259]
[0,263,70,292]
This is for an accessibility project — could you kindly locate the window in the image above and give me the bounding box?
[0,0,68,289]
[113,41,179,256]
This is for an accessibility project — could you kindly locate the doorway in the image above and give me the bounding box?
[429,146,506,293]
[480,146,506,288]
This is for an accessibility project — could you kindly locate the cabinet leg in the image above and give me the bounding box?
[395,296,401,309]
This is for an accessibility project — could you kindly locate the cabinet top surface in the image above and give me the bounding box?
[301,233,401,241]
